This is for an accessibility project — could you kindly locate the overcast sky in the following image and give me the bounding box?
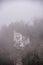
[0,0,43,28]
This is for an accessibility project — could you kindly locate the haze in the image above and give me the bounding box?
[0,0,43,27]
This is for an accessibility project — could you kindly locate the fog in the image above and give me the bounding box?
[0,1,43,27]
[0,1,43,65]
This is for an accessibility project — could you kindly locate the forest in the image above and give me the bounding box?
[0,18,43,65]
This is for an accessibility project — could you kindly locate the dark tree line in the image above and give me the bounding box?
[0,19,43,65]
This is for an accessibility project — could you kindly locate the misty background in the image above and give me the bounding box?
[0,0,43,28]
[0,0,43,65]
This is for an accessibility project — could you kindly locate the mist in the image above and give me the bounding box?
[0,0,43,65]
[0,0,43,27]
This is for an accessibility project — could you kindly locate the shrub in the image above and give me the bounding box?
[22,52,42,65]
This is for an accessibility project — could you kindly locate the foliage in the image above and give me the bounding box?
[22,51,43,65]
[0,19,43,65]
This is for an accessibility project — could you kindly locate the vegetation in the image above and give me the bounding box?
[22,51,43,65]
[0,19,43,65]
